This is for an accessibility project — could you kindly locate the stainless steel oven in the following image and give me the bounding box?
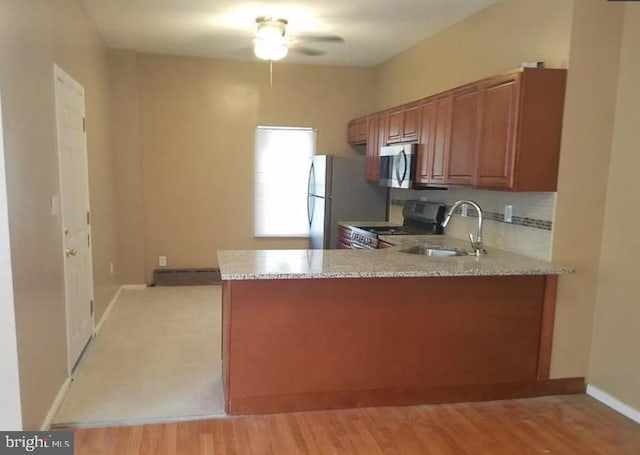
[379,143,417,189]
[348,201,446,249]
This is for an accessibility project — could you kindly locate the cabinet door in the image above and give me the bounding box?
[348,117,367,145]
[476,75,520,188]
[348,120,358,144]
[416,99,435,184]
[447,85,480,185]
[402,103,421,142]
[386,108,403,143]
[366,114,385,182]
[429,94,451,185]
[356,117,368,143]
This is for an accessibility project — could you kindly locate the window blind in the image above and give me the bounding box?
[254,126,316,237]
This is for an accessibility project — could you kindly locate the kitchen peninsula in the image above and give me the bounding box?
[217,241,578,415]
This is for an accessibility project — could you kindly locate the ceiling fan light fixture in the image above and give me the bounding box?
[256,19,285,39]
[254,38,288,61]
[253,17,289,61]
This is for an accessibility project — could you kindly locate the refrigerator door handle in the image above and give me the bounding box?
[307,161,315,196]
[307,161,314,227]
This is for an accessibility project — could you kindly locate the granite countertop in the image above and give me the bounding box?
[217,234,574,281]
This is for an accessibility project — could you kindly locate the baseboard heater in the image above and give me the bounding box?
[153,268,222,286]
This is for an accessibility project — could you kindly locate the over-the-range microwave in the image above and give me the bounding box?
[378,143,417,189]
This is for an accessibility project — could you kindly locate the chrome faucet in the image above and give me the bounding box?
[441,200,486,256]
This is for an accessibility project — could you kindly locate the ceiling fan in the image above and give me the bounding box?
[252,16,344,61]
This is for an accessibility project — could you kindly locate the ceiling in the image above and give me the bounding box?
[81,0,498,67]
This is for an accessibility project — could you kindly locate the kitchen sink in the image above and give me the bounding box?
[399,245,469,257]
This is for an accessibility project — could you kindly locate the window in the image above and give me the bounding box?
[255,126,316,237]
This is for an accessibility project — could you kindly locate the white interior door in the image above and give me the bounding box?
[54,65,95,374]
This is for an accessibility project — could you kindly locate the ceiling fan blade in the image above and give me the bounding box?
[290,45,326,57]
[291,34,345,44]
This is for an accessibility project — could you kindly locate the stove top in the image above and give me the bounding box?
[349,201,446,247]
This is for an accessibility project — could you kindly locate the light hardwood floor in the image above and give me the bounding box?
[74,395,640,454]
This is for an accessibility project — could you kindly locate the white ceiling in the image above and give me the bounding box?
[81,0,497,67]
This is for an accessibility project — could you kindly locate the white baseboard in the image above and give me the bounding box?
[122,284,147,290]
[586,384,640,424]
[40,376,71,431]
[95,286,123,334]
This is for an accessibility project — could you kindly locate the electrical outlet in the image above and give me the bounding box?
[159,256,167,267]
[504,205,513,223]
[461,205,468,217]
[109,262,114,275]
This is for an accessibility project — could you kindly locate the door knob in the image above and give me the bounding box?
[65,248,77,257]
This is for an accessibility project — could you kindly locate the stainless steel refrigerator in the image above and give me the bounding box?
[307,155,388,249]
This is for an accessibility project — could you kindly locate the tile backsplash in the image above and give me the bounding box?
[390,188,556,260]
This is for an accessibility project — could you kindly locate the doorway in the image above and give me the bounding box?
[53,65,95,374]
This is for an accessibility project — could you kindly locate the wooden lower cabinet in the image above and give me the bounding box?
[221,275,578,415]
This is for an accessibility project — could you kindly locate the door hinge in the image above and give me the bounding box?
[86,211,90,225]
[82,117,86,132]
[90,300,94,316]
[87,233,90,247]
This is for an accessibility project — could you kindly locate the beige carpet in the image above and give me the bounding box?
[53,286,224,428]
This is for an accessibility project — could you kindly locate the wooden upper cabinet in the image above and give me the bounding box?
[347,117,367,145]
[386,108,403,143]
[401,103,421,142]
[349,68,567,191]
[474,68,567,191]
[416,99,435,185]
[430,95,452,185]
[447,85,480,186]
[475,74,520,189]
[386,103,422,144]
[365,113,386,182]
[416,95,450,186]
[508,68,567,191]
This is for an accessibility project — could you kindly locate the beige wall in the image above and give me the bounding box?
[0,0,119,429]
[549,0,624,379]
[109,50,145,284]
[588,4,640,410]
[374,0,573,110]
[129,55,375,282]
